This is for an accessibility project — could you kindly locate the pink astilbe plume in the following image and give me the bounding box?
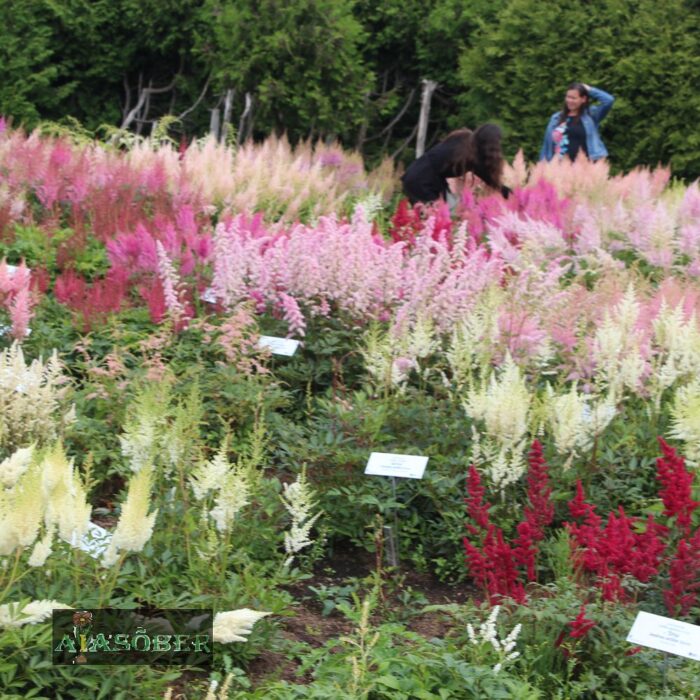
[156,240,187,327]
[53,268,128,331]
[0,261,35,338]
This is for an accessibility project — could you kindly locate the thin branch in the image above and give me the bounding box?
[121,73,181,130]
[390,122,419,160]
[178,73,213,120]
[364,87,416,143]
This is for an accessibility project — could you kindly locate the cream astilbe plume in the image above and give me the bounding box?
[463,354,533,488]
[0,444,35,487]
[281,468,322,567]
[39,443,91,543]
[27,526,54,567]
[592,283,645,398]
[0,343,72,456]
[190,444,231,501]
[212,609,271,643]
[0,442,90,558]
[2,464,43,551]
[0,599,72,629]
[651,302,700,406]
[102,465,158,564]
[669,378,700,465]
[119,384,171,473]
[546,383,589,456]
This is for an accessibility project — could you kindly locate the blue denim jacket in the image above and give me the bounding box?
[539,87,615,161]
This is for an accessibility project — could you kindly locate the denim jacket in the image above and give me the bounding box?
[539,87,615,161]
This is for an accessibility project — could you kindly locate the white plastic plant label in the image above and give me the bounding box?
[258,336,300,356]
[364,452,428,479]
[626,610,700,661]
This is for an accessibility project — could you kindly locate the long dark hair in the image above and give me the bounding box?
[442,123,504,189]
[559,82,589,124]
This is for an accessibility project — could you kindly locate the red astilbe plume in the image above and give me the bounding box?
[464,463,492,535]
[513,440,554,580]
[656,437,699,537]
[483,527,526,604]
[565,483,667,602]
[568,604,596,639]
[463,464,526,604]
[664,529,700,617]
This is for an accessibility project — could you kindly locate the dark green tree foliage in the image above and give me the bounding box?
[199,0,372,142]
[46,0,209,132]
[459,0,700,177]
[0,1,58,124]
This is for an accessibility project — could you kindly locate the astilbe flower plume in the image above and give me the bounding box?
[565,481,667,601]
[664,529,700,617]
[656,436,699,536]
[463,443,554,604]
[512,440,554,580]
[568,604,596,639]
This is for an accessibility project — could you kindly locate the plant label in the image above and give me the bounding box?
[364,452,428,479]
[66,521,114,560]
[258,335,300,356]
[200,287,218,303]
[626,611,700,661]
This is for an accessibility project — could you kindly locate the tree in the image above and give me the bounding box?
[198,0,372,142]
[0,1,57,125]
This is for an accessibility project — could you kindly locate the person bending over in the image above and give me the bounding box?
[401,124,510,206]
[539,82,614,162]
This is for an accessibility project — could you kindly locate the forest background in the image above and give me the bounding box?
[2,0,700,179]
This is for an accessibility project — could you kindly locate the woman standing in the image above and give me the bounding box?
[539,83,615,162]
[401,124,510,206]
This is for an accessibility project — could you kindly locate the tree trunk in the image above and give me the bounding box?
[221,88,234,142]
[416,79,438,158]
[209,108,221,139]
[238,92,253,145]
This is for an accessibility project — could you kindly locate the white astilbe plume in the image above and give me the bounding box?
[464,354,532,448]
[0,599,72,629]
[281,468,322,567]
[0,343,73,456]
[102,465,158,565]
[546,385,616,461]
[27,526,54,567]
[190,443,231,501]
[209,461,250,533]
[467,605,522,674]
[464,354,532,487]
[213,608,271,643]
